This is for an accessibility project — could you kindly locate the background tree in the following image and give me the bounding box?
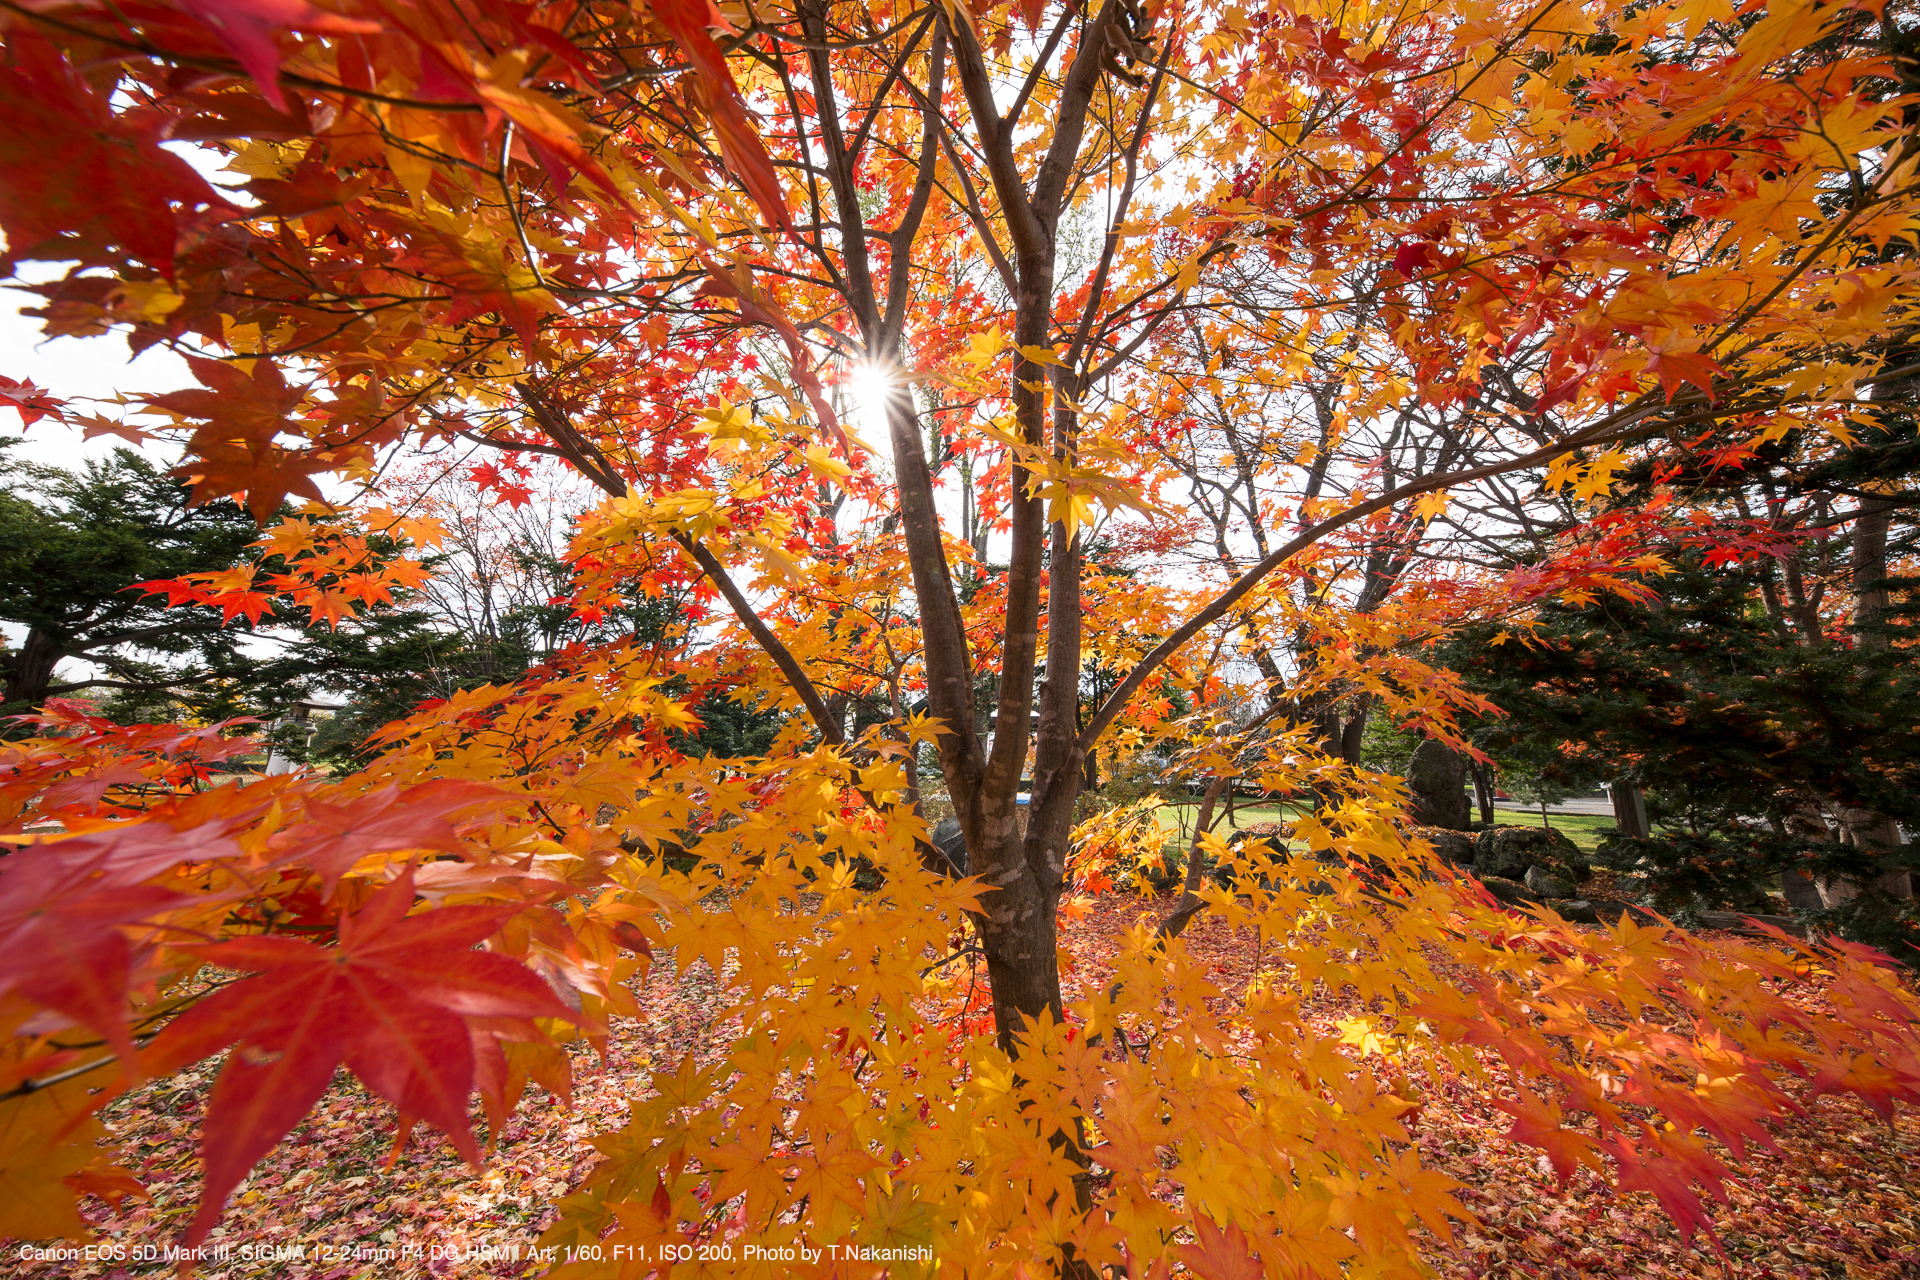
[0,446,260,719]
[1447,553,1920,947]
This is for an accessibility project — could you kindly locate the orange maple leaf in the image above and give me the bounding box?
[1175,1215,1263,1280]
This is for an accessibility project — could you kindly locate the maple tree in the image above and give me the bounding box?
[5,0,1920,1273]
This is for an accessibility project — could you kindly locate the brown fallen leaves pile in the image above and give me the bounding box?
[4,894,1915,1280]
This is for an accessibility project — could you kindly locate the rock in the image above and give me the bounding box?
[1474,825,1588,882]
[1585,898,1662,927]
[931,818,967,875]
[1409,825,1475,866]
[1479,875,1542,907]
[1473,826,1535,879]
[1778,869,1825,911]
[1228,824,1290,859]
[1698,911,1807,938]
[1407,739,1471,831]
[1554,899,1601,924]
[1524,865,1575,899]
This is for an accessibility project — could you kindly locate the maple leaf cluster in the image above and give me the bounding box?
[3,0,1919,1272]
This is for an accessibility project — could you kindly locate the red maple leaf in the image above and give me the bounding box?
[271,780,512,892]
[147,356,331,520]
[169,0,381,112]
[141,867,574,1244]
[1492,1088,1602,1186]
[0,34,235,277]
[1643,340,1723,401]
[0,375,64,428]
[651,0,794,235]
[1605,1128,1729,1257]
[0,821,246,1059]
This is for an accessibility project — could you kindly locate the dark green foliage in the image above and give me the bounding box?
[1599,826,1920,959]
[0,446,262,723]
[1446,554,1919,957]
[1448,562,1920,837]
[1595,829,1784,922]
[307,575,784,768]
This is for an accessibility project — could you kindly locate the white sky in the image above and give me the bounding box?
[1,276,189,470]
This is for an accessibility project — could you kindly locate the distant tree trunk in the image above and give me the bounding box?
[1337,700,1369,764]
[2,625,63,710]
[1610,783,1649,839]
[1832,805,1914,902]
[1781,803,1833,909]
[1158,776,1231,941]
[1407,739,1471,830]
[1471,761,1495,826]
[1822,499,1913,901]
[1852,498,1893,645]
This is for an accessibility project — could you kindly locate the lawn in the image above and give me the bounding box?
[1147,797,1620,855]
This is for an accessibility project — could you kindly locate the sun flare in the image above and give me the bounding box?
[846,359,897,436]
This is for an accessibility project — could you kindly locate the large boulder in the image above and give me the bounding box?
[1479,876,1543,908]
[1524,865,1575,899]
[1474,824,1588,882]
[1407,739,1472,830]
[1407,825,1475,867]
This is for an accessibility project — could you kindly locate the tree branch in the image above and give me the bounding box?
[671,533,844,746]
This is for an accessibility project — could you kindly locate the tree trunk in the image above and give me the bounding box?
[1819,501,1911,902]
[1833,806,1914,901]
[1472,761,1495,827]
[1157,776,1231,941]
[1851,499,1893,646]
[1610,783,1649,839]
[2,625,64,710]
[1337,700,1369,765]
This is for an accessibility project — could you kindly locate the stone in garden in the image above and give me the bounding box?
[1479,876,1542,907]
[1408,825,1475,866]
[1525,865,1575,899]
[1779,869,1824,911]
[1474,824,1588,882]
[932,818,967,874]
[1555,899,1601,924]
[1406,739,1472,831]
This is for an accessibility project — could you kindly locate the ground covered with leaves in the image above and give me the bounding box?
[6,894,1916,1280]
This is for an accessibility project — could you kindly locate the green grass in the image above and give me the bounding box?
[1146,798,1619,855]
[1148,798,1306,838]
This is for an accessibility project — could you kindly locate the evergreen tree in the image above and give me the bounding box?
[1447,560,1919,951]
[0,446,260,721]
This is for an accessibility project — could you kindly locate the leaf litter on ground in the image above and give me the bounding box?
[3,891,1915,1279]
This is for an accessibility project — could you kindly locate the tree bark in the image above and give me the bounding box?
[2,625,64,710]
[1851,498,1893,646]
[1819,500,1911,901]
[1157,776,1232,941]
[1610,783,1649,839]
[1472,761,1496,827]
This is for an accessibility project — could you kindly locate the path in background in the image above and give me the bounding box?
[1494,795,1617,817]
